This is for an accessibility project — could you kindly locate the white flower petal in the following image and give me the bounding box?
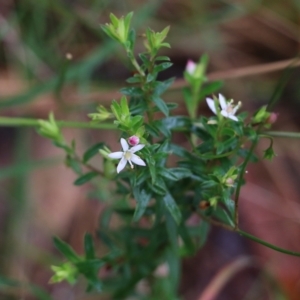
[108,152,123,159]
[232,105,239,115]
[228,115,238,121]
[130,144,145,153]
[117,157,127,173]
[131,154,146,166]
[218,94,227,110]
[221,110,230,118]
[206,98,217,115]
[120,138,129,151]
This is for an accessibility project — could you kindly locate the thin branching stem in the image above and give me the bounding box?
[237,230,300,257]
[198,211,300,257]
[266,131,300,138]
[234,133,259,229]
[0,117,116,130]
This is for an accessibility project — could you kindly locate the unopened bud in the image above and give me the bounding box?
[225,178,234,187]
[185,59,196,75]
[128,135,140,146]
[267,112,278,124]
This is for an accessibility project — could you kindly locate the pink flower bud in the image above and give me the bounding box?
[267,112,278,124]
[128,135,139,146]
[225,178,234,187]
[186,59,196,75]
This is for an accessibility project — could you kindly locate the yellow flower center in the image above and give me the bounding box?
[124,151,132,160]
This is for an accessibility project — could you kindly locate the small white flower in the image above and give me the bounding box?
[108,138,146,173]
[206,94,241,122]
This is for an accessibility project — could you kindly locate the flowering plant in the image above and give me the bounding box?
[108,138,146,173]
[30,12,300,299]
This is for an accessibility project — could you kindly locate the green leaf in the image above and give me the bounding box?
[156,139,170,167]
[159,167,193,181]
[145,153,157,184]
[153,62,173,73]
[111,100,122,121]
[76,259,105,273]
[159,168,178,181]
[152,120,171,137]
[130,115,143,130]
[163,192,182,225]
[182,87,193,116]
[146,73,155,83]
[152,96,169,117]
[127,28,136,51]
[153,77,175,96]
[213,207,234,227]
[162,116,191,131]
[109,13,119,27]
[76,260,103,292]
[149,176,167,195]
[120,87,143,97]
[53,236,81,263]
[199,81,223,100]
[120,96,130,116]
[126,75,142,83]
[155,56,171,61]
[65,156,82,174]
[169,144,190,158]
[74,171,98,186]
[84,234,95,259]
[133,168,148,186]
[166,102,178,110]
[83,143,105,163]
[133,188,152,221]
[139,52,150,65]
[124,11,134,30]
[145,123,160,137]
[178,225,196,256]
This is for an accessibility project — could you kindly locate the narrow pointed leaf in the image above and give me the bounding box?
[53,236,81,263]
[74,172,98,186]
[163,192,182,224]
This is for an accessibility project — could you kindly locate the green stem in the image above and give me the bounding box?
[234,133,258,229]
[190,82,201,120]
[199,212,300,257]
[127,50,145,76]
[190,81,203,146]
[0,117,116,130]
[238,230,300,257]
[265,131,300,138]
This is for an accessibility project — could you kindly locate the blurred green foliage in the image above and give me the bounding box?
[0,0,299,299]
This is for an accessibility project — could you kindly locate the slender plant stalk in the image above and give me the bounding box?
[198,211,300,257]
[127,51,145,76]
[234,133,259,229]
[266,131,300,138]
[0,117,116,130]
[237,230,300,257]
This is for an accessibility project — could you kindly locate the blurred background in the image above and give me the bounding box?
[0,0,300,299]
